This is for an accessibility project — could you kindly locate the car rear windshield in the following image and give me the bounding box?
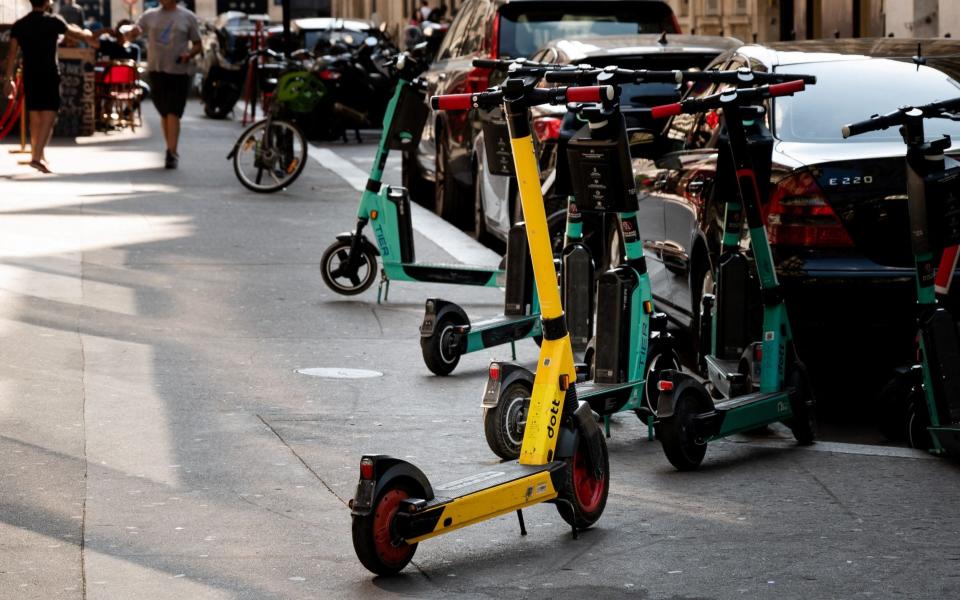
[584,54,719,108]
[773,58,960,143]
[499,3,677,59]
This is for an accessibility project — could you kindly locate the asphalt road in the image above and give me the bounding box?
[1,102,958,600]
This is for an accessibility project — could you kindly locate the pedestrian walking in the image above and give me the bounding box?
[2,0,98,173]
[417,0,432,23]
[123,0,201,169]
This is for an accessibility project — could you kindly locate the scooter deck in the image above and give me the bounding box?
[575,379,639,415]
[401,460,565,543]
[705,389,792,440]
[394,263,501,287]
[472,313,540,332]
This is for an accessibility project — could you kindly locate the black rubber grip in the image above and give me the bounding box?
[541,314,568,341]
[544,69,599,84]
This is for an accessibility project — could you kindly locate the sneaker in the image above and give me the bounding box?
[165,150,178,169]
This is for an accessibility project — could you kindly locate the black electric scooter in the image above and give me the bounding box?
[844,98,960,456]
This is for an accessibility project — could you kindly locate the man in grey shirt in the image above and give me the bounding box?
[125,0,201,168]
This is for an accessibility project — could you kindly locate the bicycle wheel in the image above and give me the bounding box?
[233,119,308,193]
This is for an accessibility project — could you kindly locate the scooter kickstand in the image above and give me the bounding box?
[377,270,390,304]
[604,415,611,439]
[510,341,517,361]
[516,509,527,536]
[647,415,655,441]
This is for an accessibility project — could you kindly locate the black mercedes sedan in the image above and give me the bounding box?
[635,38,960,402]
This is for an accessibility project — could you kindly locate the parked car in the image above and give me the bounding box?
[636,38,960,402]
[473,33,739,253]
[406,0,682,227]
[292,17,381,55]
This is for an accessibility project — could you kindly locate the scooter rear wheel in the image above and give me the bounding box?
[642,345,682,417]
[483,380,531,460]
[320,239,378,296]
[659,386,709,471]
[352,483,418,576]
[557,432,609,529]
[420,312,465,376]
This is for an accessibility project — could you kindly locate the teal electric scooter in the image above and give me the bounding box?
[418,59,605,375]
[481,68,684,459]
[649,75,818,470]
[844,98,960,457]
[320,49,502,301]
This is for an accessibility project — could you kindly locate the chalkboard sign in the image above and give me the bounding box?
[55,47,96,137]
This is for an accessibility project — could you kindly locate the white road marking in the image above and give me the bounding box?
[296,367,383,379]
[308,146,501,267]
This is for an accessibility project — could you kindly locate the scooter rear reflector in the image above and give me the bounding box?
[489,362,501,381]
[360,458,375,480]
[658,380,674,392]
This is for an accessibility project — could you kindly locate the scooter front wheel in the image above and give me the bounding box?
[233,119,307,193]
[420,312,465,376]
[320,239,378,296]
[483,380,531,460]
[659,386,709,471]
[557,432,609,529]
[351,483,418,576]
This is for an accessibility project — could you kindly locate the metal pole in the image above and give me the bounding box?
[282,0,291,51]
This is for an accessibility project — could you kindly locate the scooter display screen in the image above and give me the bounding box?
[481,108,515,176]
[925,166,960,250]
[386,83,430,151]
[566,124,637,212]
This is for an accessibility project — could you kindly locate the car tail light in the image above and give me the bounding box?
[319,70,341,81]
[466,66,492,94]
[672,13,682,33]
[490,12,501,58]
[763,170,854,247]
[532,116,562,142]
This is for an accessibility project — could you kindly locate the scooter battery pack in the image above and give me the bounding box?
[715,252,752,359]
[504,223,533,316]
[481,107,514,176]
[566,123,636,213]
[594,268,638,384]
[563,242,594,349]
[387,186,416,263]
[386,83,430,151]
[925,167,960,251]
[921,308,960,423]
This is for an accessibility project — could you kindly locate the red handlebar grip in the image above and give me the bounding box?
[651,103,682,119]
[432,93,473,111]
[769,79,805,97]
[566,85,606,103]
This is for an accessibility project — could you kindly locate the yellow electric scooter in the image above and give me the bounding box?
[348,77,616,576]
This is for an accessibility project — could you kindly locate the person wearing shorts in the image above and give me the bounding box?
[2,0,97,173]
[125,0,201,169]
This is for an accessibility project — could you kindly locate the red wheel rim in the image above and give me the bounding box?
[572,445,605,514]
[372,488,414,567]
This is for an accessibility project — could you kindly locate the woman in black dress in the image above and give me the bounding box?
[2,0,97,173]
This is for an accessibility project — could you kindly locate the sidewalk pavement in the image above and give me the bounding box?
[0,102,958,600]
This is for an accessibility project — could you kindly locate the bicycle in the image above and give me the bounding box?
[226,49,322,193]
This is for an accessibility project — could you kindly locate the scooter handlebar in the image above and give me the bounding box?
[842,96,960,139]
[566,85,613,103]
[649,79,808,118]
[544,68,601,84]
[431,93,474,111]
[769,79,806,97]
